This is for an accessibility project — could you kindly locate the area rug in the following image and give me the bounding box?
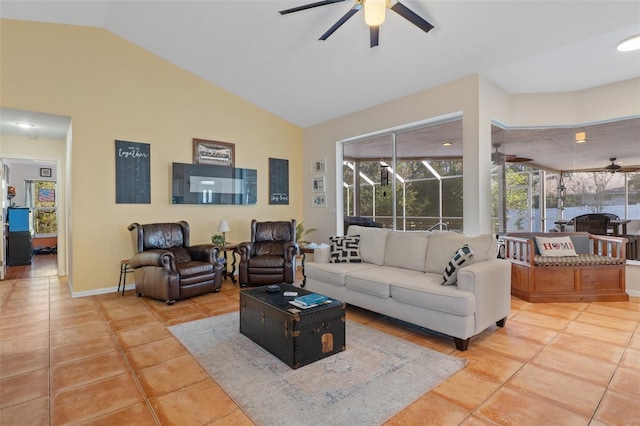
[168,312,466,426]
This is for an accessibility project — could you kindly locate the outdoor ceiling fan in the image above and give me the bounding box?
[602,157,640,173]
[278,0,434,48]
[491,144,533,164]
[605,157,622,173]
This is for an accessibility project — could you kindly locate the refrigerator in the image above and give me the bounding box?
[7,207,34,265]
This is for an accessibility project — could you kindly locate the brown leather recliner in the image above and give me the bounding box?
[127,221,222,304]
[238,219,298,287]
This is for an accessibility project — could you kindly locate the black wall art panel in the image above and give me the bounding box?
[115,140,150,204]
[269,158,289,205]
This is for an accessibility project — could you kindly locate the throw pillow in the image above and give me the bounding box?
[329,235,362,263]
[535,236,578,257]
[442,245,474,286]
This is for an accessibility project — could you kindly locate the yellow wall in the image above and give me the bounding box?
[1,19,303,294]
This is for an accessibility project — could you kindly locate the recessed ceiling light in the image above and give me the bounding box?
[442,142,452,146]
[15,122,35,129]
[617,34,640,52]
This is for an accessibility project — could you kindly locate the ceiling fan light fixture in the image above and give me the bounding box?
[617,34,640,52]
[364,0,386,26]
[575,131,586,143]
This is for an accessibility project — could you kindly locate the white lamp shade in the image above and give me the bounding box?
[218,220,230,233]
[364,0,386,26]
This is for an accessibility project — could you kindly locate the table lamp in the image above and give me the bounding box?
[218,220,230,247]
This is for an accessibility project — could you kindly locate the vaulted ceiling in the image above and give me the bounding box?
[1,1,639,171]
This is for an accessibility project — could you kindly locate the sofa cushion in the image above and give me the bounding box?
[176,260,214,277]
[390,275,475,316]
[345,266,424,298]
[425,232,497,274]
[534,254,625,266]
[347,225,390,265]
[304,262,372,287]
[535,236,578,257]
[329,235,362,263]
[442,245,475,285]
[169,246,192,263]
[384,231,430,272]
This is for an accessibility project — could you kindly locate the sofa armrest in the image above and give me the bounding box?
[187,244,219,264]
[457,258,511,332]
[283,242,299,262]
[313,245,331,263]
[237,242,253,262]
[129,250,177,274]
[590,234,627,259]
[502,235,535,267]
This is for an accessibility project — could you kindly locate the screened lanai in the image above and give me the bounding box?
[341,116,640,234]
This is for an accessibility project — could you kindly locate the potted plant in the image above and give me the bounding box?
[296,221,317,245]
[211,234,225,246]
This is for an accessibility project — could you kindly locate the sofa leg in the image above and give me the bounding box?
[453,337,469,351]
[496,317,507,328]
[165,299,176,306]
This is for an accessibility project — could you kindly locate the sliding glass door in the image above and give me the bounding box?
[342,117,464,231]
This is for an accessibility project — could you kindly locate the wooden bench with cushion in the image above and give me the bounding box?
[502,232,628,303]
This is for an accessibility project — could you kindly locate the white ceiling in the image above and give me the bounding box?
[1,0,639,171]
[2,0,639,128]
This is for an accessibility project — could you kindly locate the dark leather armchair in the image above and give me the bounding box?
[127,221,222,304]
[238,219,298,287]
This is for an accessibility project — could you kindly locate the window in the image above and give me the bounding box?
[342,117,464,231]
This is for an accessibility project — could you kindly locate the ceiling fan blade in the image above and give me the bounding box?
[279,0,345,15]
[507,156,533,163]
[319,4,362,41]
[390,1,434,34]
[370,26,379,47]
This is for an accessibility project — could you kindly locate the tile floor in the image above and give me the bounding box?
[0,257,639,425]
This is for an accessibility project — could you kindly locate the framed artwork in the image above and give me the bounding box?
[115,140,151,204]
[312,159,326,173]
[193,138,235,167]
[269,158,289,205]
[40,168,52,178]
[312,175,325,192]
[312,193,326,208]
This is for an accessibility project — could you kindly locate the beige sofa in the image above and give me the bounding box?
[304,226,512,351]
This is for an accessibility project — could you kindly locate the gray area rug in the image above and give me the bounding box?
[168,312,466,426]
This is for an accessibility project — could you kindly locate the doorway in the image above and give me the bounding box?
[0,107,70,280]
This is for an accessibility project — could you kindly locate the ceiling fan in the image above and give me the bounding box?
[279,0,434,48]
[605,157,622,172]
[603,158,640,173]
[491,144,533,164]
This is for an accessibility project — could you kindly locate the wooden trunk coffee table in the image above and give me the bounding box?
[239,283,345,369]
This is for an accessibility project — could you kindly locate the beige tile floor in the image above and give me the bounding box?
[1,260,639,425]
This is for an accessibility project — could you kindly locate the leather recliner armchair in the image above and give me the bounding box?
[127,221,222,304]
[238,219,298,287]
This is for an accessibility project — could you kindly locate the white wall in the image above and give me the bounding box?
[3,160,58,208]
[303,76,640,242]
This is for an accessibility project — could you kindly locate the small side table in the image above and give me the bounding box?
[118,259,133,296]
[219,244,238,284]
[299,246,315,288]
